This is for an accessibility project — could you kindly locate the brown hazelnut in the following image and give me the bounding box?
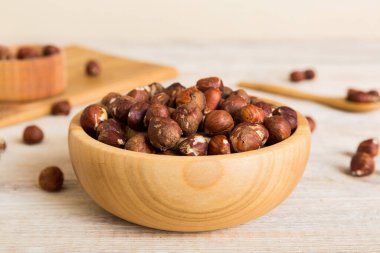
[178,134,208,156]
[249,123,269,146]
[350,152,375,177]
[42,45,60,56]
[304,69,316,80]
[272,106,298,131]
[346,89,380,103]
[289,71,305,82]
[219,95,248,116]
[144,103,170,127]
[172,104,203,136]
[253,101,275,118]
[229,123,262,152]
[208,135,231,155]
[127,88,150,103]
[231,89,250,103]
[204,110,234,136]
[264,116,291,144]
[164,82,186,107]
[101,92,122,109]
[357,138,379,157]
[110,96,136,122]
[235,104,265,124]
[80,104,108,136]
[306,116,316,133]
[204,88,222,114]
[23,125,44,144]
[196,77,224,92]
[145,82,164,98]
[0,138,6,152]
[98,130,126,148]
[39,166,64,192]
[125,126,144,140]
[151,92,170,105]
[368,90,380,97]
[176,87,206,110]
[222,86,233,99]
[125,133,154,153]
[17,47,39,59]
[0,46,11,60]
[96,119,124,137]
[85,60,101,76]
[51,100,71,116]
[127,102,150,131]
[148,117,183,151]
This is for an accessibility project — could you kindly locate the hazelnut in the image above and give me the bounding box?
[110,96,136,122]
[98,130,126,148]
[289,71,305,82]
[272,106,298,131]
[222,86,233,99]
[306,116,316,133]
[304,69,316,80]
[17,47,39,59]
[151,92,170,105]
[219,95,248,116]
[85,60,101,76]
[144,103,170,127]
[204,88,222,114]
[350,152,375,177]
[229,123,262,152]
[346,89,380,103]
[125,126,144,140]
[264,116,291,144]
[196,77,224,92]
[148,117,183,151]
[127,88,150,103]
[96,119,124,138]
[172,104,203,136]
[176,87,206,110]
[231,89,250,103]
[39,166,64,192]
[101,92,122,109]
[80,104,108,136]
[253,101,275,118]
[23,125,44,144]
[0,46,11,60]
[145,82,164,98]
[249,123,269,146]
[357,138,379,157]
[204,110,234,136]
[0,138,6,152]
[178,134,208,156]
[125,133,154,153]
[164,82,186,107]
[208,135,231,155]
[51,100,71,116]
[42,45,60,56]
[235,104,265,124]
[127,102,150,131]
[368,90,380,97]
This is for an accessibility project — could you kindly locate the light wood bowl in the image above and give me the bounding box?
[68,107,311,232]
[0,45,66,102]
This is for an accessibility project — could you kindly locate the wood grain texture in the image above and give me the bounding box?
[68,111,311,232]
[0,45,177,127]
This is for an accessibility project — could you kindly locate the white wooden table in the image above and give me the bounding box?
[1,41,380,252]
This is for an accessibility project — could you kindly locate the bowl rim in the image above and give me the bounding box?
[69,101,311,161]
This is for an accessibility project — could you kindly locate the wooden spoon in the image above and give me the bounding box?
[240,81,380,112]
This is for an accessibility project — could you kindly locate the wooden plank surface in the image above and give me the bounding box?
[1,41,380,252]
[0,45,177,127]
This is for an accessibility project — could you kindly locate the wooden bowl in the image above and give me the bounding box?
[0,45,66,102]
[68,108,311,232]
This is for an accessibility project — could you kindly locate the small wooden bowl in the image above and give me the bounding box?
[0,45,66,102]
[68,108,311,232]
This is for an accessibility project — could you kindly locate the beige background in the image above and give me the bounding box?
[1,0,380,43]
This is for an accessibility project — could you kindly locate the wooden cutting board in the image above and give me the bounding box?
[0,45,177,127]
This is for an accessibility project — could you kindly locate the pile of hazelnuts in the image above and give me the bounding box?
[80,77,301,156]
[0,44,60,60]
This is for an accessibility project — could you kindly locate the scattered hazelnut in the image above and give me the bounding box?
[204,88,222,114]
[235,104,265,124]
[42,45,60,56]
[125,134,154,153]
[219,95,248,116]
[109,96,136,122]
[346,88,380,103]
[23,125,44,144]
[80,104,108,136]
[289,71,305,82]
[85,60,101,76]
[350,152,375,177]
[148,117,183,151]
[253,101,275,118]
[172,104,203,136]
[208,135,231,155]
[221,86,233,99]
[357,138,379,157]
[51,100,71,116]
[196,77,224,92]
[231,89,250,103]
[272,106,298,131]
[306,116,316,133]
[0,138,6,152]
[151,92,170,105]
[144,103,170,127]
[178,134,208,156]
[204,110,234,136]
[164,82,186,107]
[96,119,124,138]
[98,130,126,148]
[176,87,206,110]
[230,123,262,152]
[39,166,64,192]
[0,46,11,60]
[128,102,150,131]
[304,69,316,80]
[264,116,291,144]
[17,47,39,59]
[127,88,150,103]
